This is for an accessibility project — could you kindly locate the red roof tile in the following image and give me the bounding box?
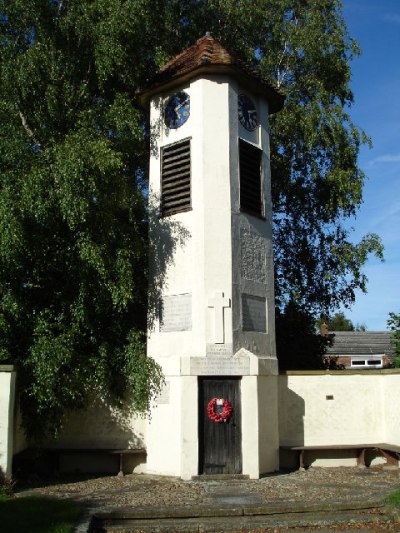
[137,34,284,113]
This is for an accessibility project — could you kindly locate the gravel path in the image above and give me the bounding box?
[17,466,400,513]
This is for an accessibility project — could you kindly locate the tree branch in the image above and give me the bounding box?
[17,106,42,151]
[276,15,299,88]
[58,0,65,16]
[276,41,289,87]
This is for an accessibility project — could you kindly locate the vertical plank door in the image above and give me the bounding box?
[199,377,242,474]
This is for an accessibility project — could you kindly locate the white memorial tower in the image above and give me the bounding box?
[138,35,284,479]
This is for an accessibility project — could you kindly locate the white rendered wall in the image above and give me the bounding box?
[278,370,400,467]
[242,375,279,478]
[258,375,279,472]
[147,76,234,362]
[382,372,400,444]
[146,376,183,476]
[146,76,236,478]
[232,95,276,360]
[46,401,146,450]
[146,74,279,478]
[0,366,16,478]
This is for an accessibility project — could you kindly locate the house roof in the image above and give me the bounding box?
[325,331,394,359]
[137,34,284,113]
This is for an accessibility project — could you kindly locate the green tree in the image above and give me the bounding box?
[327,312,354,331]
[0,0,383,437]
[318,312,368,331]
[0,0,169,439]
[189,0,383,311]
[318,312,368,332]
[387,312,400,367]
[276,301,341,371]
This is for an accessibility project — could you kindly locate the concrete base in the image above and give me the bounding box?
[146,357,279,480]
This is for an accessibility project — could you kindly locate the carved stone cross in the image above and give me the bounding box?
[208,291,231,344]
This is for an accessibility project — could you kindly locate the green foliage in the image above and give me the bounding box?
[318,312,368,332]
[0,1,383,434]
[0,0,166,439]
[0,496,81,533]
[387,312,400,367]
[320,312,355,331]
[185,0,384,312]
[0,469,14,497]
[276,301,341,371]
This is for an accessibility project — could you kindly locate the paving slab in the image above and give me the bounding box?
[90,509,391,532]
[16,466,400,532]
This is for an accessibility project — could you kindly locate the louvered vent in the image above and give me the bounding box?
[239,139,263,217]
[161,138,191,216]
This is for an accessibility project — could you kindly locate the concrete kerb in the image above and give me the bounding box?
[93,499,384,520]
[89,499,390,532]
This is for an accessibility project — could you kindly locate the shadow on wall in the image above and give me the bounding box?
[49,397,146,450]
[13,398,147,476]
[147,197,191,330]
[278,375,305,469]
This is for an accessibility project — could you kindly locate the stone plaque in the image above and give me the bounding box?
[156,381,170,405]
[242,294,267,332]
[241,227,267,284]
[160,293,192,332]
[190,356,250,376]
[206,343,233,356]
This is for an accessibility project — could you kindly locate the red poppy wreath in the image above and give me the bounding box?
[207,398,233,423]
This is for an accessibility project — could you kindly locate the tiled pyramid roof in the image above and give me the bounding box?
[137,34,284,113]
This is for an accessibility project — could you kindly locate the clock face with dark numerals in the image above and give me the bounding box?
[238,94,258,131]
[164,91,190,129]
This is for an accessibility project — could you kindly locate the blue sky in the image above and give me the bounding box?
[338,1,400,330]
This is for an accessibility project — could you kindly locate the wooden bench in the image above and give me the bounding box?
[280,443,400,470]
[51,448,147,476]
[14,447,147,477]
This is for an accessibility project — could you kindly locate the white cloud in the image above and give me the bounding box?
[366,201,400,238]
[368,153,400,166]
[382,13,400,25]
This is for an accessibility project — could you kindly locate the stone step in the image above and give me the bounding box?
[191,474,250,481]
[90,507,392,533]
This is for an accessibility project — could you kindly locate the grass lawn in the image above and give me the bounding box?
[386,488,400,507]
[0,495,82,533]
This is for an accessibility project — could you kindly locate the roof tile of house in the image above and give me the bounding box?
[326,331,394,359]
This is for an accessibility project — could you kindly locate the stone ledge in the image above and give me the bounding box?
[281,368,400,376]
[0,364,15,372]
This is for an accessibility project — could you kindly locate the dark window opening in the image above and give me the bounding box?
[161,138,191,216]
[239,139,263,217]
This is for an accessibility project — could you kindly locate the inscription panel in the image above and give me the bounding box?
[190,356,250,376]
[160,293,192,332]
[241,227,267,283]
[242,294,267,332]
[156,381,170,405]
[206,343,233,357]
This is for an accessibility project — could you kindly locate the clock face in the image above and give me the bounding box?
[238,94,258,131]
[164,91,190,129]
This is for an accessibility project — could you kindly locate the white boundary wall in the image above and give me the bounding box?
[278,369,400,467]
[0,366,16,478]
[4,368,400,475]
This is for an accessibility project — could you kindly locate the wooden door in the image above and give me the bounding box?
[199,377,242,474]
